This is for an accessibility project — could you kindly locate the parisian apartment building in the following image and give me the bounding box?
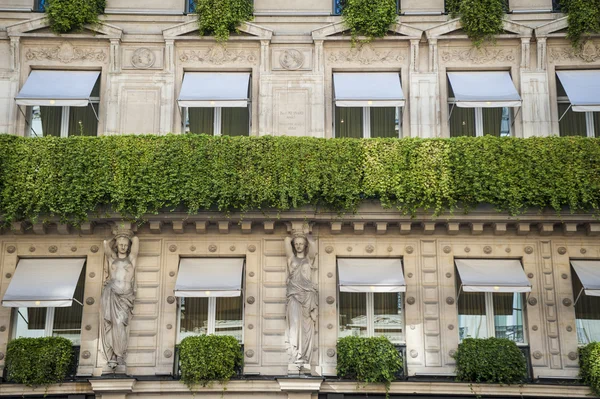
[0,0,600,399]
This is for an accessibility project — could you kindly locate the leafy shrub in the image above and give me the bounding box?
[447,0,505,47]
[342,0,398,44]
[46,0,105,34]
[194,0,253,41]
[453,337,527,384]
[579,342,600,395]
[178,335,242,388]
[5,336,74,386]
[560,0,600,47]
[337,336,403,394]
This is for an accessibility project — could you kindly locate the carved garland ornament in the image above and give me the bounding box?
[328,44,406,65]
[179,44,257,65]
[26,42,106,64]
[441,47,516,64]
[549,41,600,63]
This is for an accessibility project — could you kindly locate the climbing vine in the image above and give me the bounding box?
[46,0,105,34]
[560,0,600,48]
[193,0,254,41]
[342,0,398,44]
[447,0,506,47]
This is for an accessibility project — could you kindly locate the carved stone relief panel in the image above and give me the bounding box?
[178,44,258,66]
[25,42,107,64]
[123,47,164,70]
[440,46,517,65]
[327,44,407,66]
[272,48,312,71]
[548,40,600,63]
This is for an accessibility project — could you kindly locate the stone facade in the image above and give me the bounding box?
[0,1,599,398]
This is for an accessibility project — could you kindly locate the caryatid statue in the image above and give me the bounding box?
[284,230,318,370]
[101,227,139,372]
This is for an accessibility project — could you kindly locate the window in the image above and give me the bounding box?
[179,72,251,136]
[337,259,405,344]
[185,0,196,13]
[175,258,245,343]
[447,72,520,137]
[5,259,86,345]
[552,0,562,12]
[455,259,530,344]
[333,73,404,138]
[34,0,46,12]
[570,260,600,345]
[556,72,600,138]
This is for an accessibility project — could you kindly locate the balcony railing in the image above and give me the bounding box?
[33,0,46,12]
[519,345,533,382]
[333,0,401,16]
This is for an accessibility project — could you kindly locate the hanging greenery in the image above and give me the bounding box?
[447,0,506,47]
[342,0,398,44]
[46,0,105,34]
[579,342,600,396]
[560,0,600,48]
[193,0,254,42]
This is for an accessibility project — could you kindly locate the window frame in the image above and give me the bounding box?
[333,106,403,138]
[447,98,513,138]
[183,106,251,136]
[557,91,597,138]
[176,296,245,344]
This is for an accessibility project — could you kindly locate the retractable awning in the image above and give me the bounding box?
[338,258,406,293]
[556,71,600,112]
[571,260,600,297]
[2,258,85,307]
[178,72,250,108]
[447,72,522,108]
[455,259,531,293]
[333,73,405,107]
[175,258,244,297]
[15,71,100,107]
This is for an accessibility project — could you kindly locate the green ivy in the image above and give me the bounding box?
[193,0,253,42]
[178,335,242,388]
[342,0,398,44]
[579,342,600,395]
[5,337,74,387]
[453,337,527,384]
[0,135,599,225]
[337,336,403,396]
[448,0,505,47]
[560,0,600,48]
[46,0,105,34]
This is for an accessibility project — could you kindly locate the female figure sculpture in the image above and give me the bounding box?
[101,228,139,371]
[284,231,318,367]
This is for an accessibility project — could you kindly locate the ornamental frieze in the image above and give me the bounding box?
[548,40,600,63]
[327,44,406,65]
[441,47,516,64]
[179,44,257,65]
[25,42,106,63]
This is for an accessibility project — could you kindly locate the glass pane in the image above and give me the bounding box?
[90,77,101,98]
[482,107,511,137]
[68,104,98,136]
[221,107,249,136]
[215,296,243,342]
[53,266,85,345]
[370,107,399,138]
[339,292,367,338]
[573,270,600,344]
[457,291,488,340]
[335,107,363,138]
[179,297,209,342]
[593,112,600,138]
[30,106,61,137]
[188,108,214,135]
[373,292,403,344]
[493,293,525,344]
[13,307,47,338]
[558,103,587,137]
[449,106,476,137]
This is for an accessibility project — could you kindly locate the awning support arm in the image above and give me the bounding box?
[17,105,40,137]
[448,103,456,121]
[72,298,84,307]
[457,284,463,303]
[559,104,573,122]
[574,287,585,307]
[89,100,99,121]
[17,309,29,325]
[511,107,522,128]
[524,291,531,310]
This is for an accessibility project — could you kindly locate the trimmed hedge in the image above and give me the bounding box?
[579,342,600,395]
[0,135,599,224]
[337,336,403,394]
[178,335,242,388]
[46,0,105,34]
[5,336,74,386]
[453,337,528,384]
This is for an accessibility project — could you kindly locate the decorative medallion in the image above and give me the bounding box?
[131,48,156,69]
[410,350,418,358]
[90,245,99,253]
[190,245,197,252]
[406,296,416,305]
[85,325,92,331]
[449,349,456,357]
[328,44,405,65]
[247,244,256,253]
[248,324,254,330]
[568,351,578,361]
[169,245,177,252]
[6,245,15,254]
[247,296,255,304]
[405,246,414,254]
[48,245,58,253]
[566,325,573,332]
[208,244,218,253]
[249,271,255,277]
[505,248,511,253]
[89,272,96,278]
[245,349,255,358]
[387,246,393,252]
[325,246,334,254]
[407,273,413,278]
[562,273,568,280]
[557,247,567,255]
[169,271,175,277]
[443,246,451,254]
[86,297,95,305]
[0,353,4,361]
[179,44,257,65]
[29,246,36,253]
[528,297,538,306]
[528,273,534,279]
[82,351,91,359]
[532,325,538,331]
[164,350,173,359]
[563,298,573,307]
[279,49,305,70]
[365,244,375,253]
[327,272,333,278]
[441,47,516,64]
[327,323,333,330]
[25,42,107,64]
[346,246,353,252]
[448,324,454,330]
[327,349,336,358]
[446,297,455,305]
[230,245,236,252]
[464,246,470,253]
[533,351,543,360]
[446,273,452,278]
[0,326,5,332]
[581,248,587,254]
[5,273,11,279]
[167,324,172,330]
[167,296,176,304]
[549,41,600,63]
[525,246,534,254]
[326,296,335,305]
[483,246,492,254]
[71,246,77,252]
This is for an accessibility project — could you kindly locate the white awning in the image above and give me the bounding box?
[333,73,405,107]
[2,258,85,308]
[556,71,600,112]
[338,258,406,293]
[455,259,531,293]
[178,72,250,108]
[447,72,522,108]
[571,260,600,297]
[175,258,244,297]
[15,71,100,107]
